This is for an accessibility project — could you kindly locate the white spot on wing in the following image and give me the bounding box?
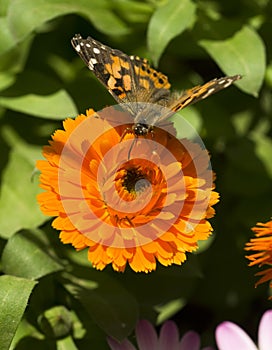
[88,58,97,70]
[75,44,81,52]
[218,79,227,85]
[201,88,216,99]
[223,80,232,88]
[93,47,100,54]
[208,87,215,94]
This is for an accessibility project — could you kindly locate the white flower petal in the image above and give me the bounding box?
[258,310,272,350]
[216,321,258,350]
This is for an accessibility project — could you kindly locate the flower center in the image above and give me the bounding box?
[123,167,150,194]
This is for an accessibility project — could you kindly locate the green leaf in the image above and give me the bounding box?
[0,90,77,119]
[118,259,201,307]
[147,0,196,65]
[251,132,272,178]
[7,0,129,45]
[56,336,79,350]
[0,146,46,238]
[8,318,42,349]
[0,0,10,16]
[224,138,272,195]
[0,275,37,350]
[172,107,203,139]
[197,23,265,97]
[155,298,185,324]
[0,72,16,91]
[0,34,32,73]
[0,18,17,55]
[113,0,153,23]
[82,2,130,35]
[2,230,63,279]
[64,271,139,341]
[232,110,254,136]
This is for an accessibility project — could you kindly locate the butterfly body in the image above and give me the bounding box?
[71,34,241,135]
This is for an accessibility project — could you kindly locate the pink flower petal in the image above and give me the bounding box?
[179,330,200,350]
[258,310,272,350]
[107,337,137,350]
[158,321,180,349]
[216,321,258,350]
[136,320,159,350]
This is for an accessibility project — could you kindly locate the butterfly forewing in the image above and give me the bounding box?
[169,75,241,113]
[71,34,171,105]
[146,75,241,126]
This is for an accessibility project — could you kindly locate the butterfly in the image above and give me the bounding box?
[71,34,241,137]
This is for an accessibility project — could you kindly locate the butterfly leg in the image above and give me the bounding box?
[118,126,138,160]
[127,137,138,160]
[119,126,133,142]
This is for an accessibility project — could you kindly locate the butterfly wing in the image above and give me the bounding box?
[147,75,242,126]
[71,34,241,132]
[71,34,171,105]
[169,75,241,112]
[134,75,242,127]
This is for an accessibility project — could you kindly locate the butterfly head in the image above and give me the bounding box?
[132,122,153,137]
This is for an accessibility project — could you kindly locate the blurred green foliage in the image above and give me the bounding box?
[0,0,271,349]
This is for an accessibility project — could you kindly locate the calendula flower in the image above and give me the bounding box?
[108,319,214,350]
[37,104,218,273]
[245,220,272,289]
[216,309,272,350]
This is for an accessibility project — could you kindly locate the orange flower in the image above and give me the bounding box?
[245,220,272,289]
[37,106,218,273]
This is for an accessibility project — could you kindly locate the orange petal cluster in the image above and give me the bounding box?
[245,220,272,290]
[37,108,218,273]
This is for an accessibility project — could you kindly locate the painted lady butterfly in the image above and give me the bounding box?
[71,34,241,136]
